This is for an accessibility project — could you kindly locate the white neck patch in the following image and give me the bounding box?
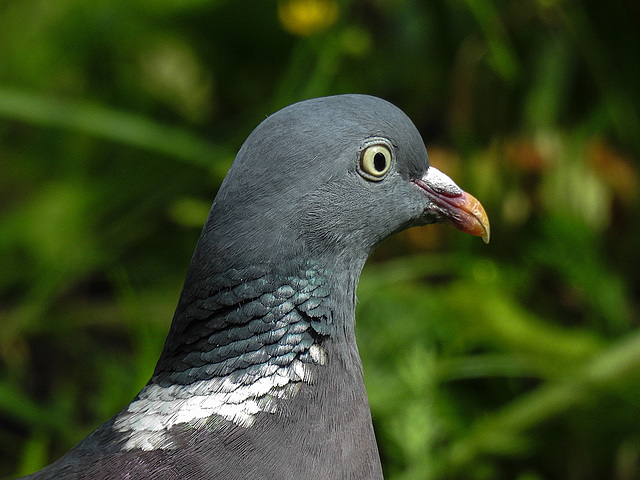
[113,344,327,451]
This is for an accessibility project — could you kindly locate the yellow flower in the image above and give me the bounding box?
[278,0,339,36]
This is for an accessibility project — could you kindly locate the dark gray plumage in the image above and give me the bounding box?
[21,94,489,479]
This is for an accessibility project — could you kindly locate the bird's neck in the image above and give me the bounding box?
[113,257,370,452]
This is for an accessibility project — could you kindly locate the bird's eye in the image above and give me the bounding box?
[358,144,392,181]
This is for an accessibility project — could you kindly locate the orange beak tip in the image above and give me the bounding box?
[452,192,491,244]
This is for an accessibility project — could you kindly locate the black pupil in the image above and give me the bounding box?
[373,152,387,172]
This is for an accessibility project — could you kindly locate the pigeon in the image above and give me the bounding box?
[21,94,489,479]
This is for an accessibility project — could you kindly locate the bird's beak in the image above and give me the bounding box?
[414,167,490,244]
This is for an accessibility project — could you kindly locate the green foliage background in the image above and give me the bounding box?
[1,0,639,478]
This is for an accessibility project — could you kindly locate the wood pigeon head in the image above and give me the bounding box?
[195,94,489,272]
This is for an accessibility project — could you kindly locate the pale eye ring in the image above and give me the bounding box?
[358,143,392,181]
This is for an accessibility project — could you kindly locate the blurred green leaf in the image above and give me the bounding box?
[0,87,232,169]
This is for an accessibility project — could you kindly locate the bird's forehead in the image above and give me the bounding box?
[250,95,429,174]
[274,95,419,141]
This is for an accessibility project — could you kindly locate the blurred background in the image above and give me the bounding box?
[1,0,639,478]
